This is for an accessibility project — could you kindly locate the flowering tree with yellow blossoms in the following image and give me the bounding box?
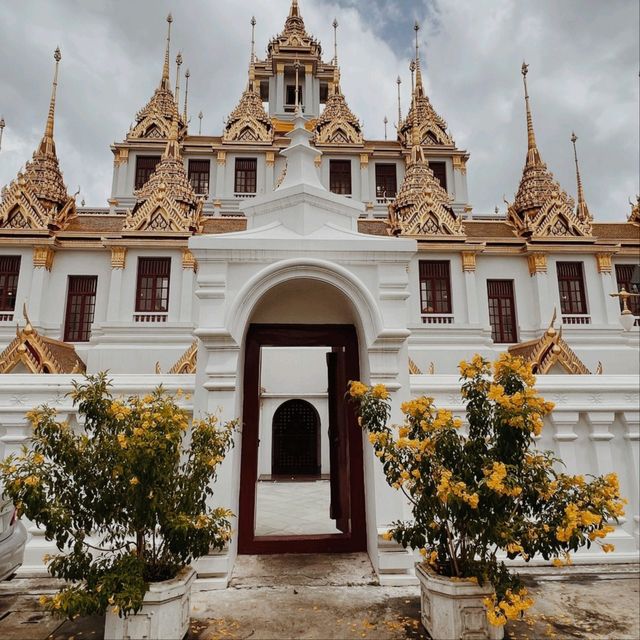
[0,373,235,619]
[350,354,625,627]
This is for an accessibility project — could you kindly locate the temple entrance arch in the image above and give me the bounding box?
[237,276,368,554]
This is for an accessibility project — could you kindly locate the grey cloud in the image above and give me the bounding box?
[0,0,637,220]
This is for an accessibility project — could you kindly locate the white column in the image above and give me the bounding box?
[214,153,226,202]
[304,67,313,116]
[360,156,370,203]
[28,247,54,328]
[530,268,554,329]
[461,253,480,325]
[107,248,126,322]
[265,153,275,192]
[180,250,196,323]
[275,65,285,114]
[597,267,622,325]
[550,411,580,474]
[621,411,640,547]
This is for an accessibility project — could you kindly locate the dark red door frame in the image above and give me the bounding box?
[238,324,367,554]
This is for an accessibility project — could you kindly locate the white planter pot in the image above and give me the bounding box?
[104,566,196,640]
[415,563,504,640]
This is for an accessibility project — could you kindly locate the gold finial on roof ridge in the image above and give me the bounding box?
[290,0,300,18]
[396,76,402,124]
[251,16,257,63]
[570,132,591,221]
[332,18,339,65]
[521,61,541,166]
[161,13,173,91]
[174,52,183,108]
[413,21,424,98]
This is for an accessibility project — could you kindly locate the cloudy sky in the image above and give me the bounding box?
[0,0,637,220]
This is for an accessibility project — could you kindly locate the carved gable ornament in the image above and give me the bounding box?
[508,312,591,375]
[314,74,363,146]
[0,307,85,374]
[223,84,273,144]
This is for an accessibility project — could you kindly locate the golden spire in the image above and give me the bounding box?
[521,62,541,166]
[161,13,173,91]
[39,47,61,156]
[396,76,402,124]
[0,115,5,152]
[571,132,590,221]
[333,18,339,64]
[183,68,190,124]
[290,0,300,17]
[251,15,257,63]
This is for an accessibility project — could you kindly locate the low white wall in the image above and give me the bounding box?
[0,373,637,577]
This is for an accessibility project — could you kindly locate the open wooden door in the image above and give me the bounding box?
[327,348,350,534]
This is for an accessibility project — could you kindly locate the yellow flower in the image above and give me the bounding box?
[349,381,368,398]
[39,595,48,606]
[382,531,392,541]
[371,384,389,400]
[24,475,40,487]
[601,543,615,553]
[129,477,139,486]
[117,433,128,449]
[33,453,45,465]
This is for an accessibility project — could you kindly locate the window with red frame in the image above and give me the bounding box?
[487,280,517,343]
[64,276,97,342]
[0,255,20,312]
[329,160,352,195]
[134,155,161,190]
[557,262,587,315]
[136,258,171,313]
[419,261,452,314]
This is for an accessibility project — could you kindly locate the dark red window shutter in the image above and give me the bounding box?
[429,161,447,192]
[234,158,257,194]
[615,264,640,315]
[188,159,210,195]
[557,262,587,315]
[136,258,171,313]
[487,280,517,343]
[419,261,452,314]
[64,276,98,342]
[329,160,352,195]
[134,156,161,190]
[0,255,21,312]
[375,164,397,199]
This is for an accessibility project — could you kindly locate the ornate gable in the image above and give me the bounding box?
[629,195,640,224]
[169,340,198,374]
[267,1,321,58]
[0,48,75,232]
[223,70,273,144]
[398,60,453,148]
[508,312,591,375]
[314,68,362,146]
[389,102,463,237]
[507,64,592,239]
[124,117,203,233]
[0,307,85,374]
[127,15,186,141]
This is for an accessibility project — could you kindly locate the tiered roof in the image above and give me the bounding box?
[0,48,76,232]
[507,64,592,239]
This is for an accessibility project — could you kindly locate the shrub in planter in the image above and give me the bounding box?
[1,373,235,621]
[350,354,625,631]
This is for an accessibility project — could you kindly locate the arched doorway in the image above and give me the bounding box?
[272,399,321,477]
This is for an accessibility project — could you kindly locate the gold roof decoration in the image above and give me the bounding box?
[267,0,321,58]
[508,310,591,375]
[223,18,274,144]
[0,305,85,375]
[168,340,198,374]
[127,15,186,141]
[0,48,76,232]
[629,195,640,224]
[398,23,453,148]
[389,91,463,237]
[124,113,204,233]
[314,22,362,146]
[408,357,422,375]
[507,64,592,239]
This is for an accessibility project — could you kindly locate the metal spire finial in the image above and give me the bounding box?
[383,115,388,141]
[198,110,203,135]
[294,58,301,113]
[414,20,420,63]
[410,59,416,91]
[571,131,590,221]
[0,116,5,152]
[161,14,173,90]
[183,68,190,125]
[332,18,339,65]
[521,61,540,165]
[174,52,182,108]
[396,75,402,124]
[251,16,257,63]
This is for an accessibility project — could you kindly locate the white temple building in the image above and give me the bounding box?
[0,1,638,585]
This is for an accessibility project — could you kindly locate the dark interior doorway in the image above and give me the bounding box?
[272,399,321,477]
[238,324,367,554]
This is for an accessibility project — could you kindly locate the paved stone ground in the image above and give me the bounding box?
[0,555,637,639]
